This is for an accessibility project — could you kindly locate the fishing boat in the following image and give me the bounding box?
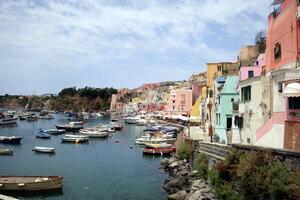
[32,147,55,153]
[124,117,139,124]
[0,136,22,144]
[0,176,63,191]
[80,130,109,138]
[144,142,172,148]
[26,115,38,121]
[56,122,84,132]
[0,148,13,155]
[0,115,17,125]
[35,130,51,139]
[61,135,89,143]
[39,114,54,120]
[143,146,176,156]
[42,129,66,135]
[135,137,176,145]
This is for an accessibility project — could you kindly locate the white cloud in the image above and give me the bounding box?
[0,0,272,94]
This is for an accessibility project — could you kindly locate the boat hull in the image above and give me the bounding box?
[56,126,82,132]
[0,137,22,144]
[0,118,17,125]
[0,149,13,155]
[0,176,63,191]
[32,147,55,153]
[143,147,176,156]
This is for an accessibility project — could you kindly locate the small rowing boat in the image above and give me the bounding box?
[0,176,63,191]
[32,147,55,153]
[0,148,13,155]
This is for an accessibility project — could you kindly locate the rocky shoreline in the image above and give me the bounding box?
[161,157,216,200]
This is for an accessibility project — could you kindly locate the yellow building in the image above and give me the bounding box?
[206,62,238,89]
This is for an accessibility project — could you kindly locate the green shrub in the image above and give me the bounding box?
[207,150,300,200]
[194,153,209,179]
[177,142,193,160]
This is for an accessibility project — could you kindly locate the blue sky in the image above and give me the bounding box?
[0,0,272,95]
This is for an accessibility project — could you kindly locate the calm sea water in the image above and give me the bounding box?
[0,114,168,200]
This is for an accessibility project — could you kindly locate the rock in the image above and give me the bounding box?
[187,190,204,200]
[168,157,177,164]
[161,158,169,165]
[163,176,189,193]
[191,180,207,190]
[183,159,187,163]
[199,187,211,194]
[168,190,187,200]
[188,170,199,178]
[204,192,215,199]
[169,161,179,168]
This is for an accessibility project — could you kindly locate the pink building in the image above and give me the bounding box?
[239,53,265,81]
[110,88,130,112]
[138,103,166,112]
[165,90,193,115]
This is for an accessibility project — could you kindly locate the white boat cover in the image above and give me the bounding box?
[283,82,300,97]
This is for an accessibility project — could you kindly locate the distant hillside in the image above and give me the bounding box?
[0,87,118,112]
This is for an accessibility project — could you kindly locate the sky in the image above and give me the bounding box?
[0,0,272,95]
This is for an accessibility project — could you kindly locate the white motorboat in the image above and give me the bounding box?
[80,128,109,138]
[56,122,84,132]
[124,116,140,124]
[61,135,89,143]
[0,115,17,125]
[137,119,148,126]
[135,137,176,145]
[43,129,66,135]
[144,142,172,148]
[32,147,55,153]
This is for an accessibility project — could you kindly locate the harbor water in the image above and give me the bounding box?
[0,114,168,200]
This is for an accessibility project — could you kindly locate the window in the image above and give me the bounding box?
[217,66,222,72]
[231,98,234,102]
[256,60,259,66]
[241,86,251,101]
[172,106,175,110]
[278,82,283,93]
[289,97,300,109]
[274,43,281,60]
[172,100,175,104]
[248,70,254,78]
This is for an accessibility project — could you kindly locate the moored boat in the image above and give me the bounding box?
[0,136,22,144]
[0,148,13,155]
[143,146,176,156]
[56,122,84,132]
[35,130,51,139]
[0,176,63,191]
[42,129,66,135]
[32,147,55,153]
[0,115,17,125]
[61,135,89,143]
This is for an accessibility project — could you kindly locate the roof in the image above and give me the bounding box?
[220,76,239,94]
[283,83,300,97]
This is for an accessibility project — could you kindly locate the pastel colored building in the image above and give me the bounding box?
[206,62,239,89]
[165,90,193,115]
[214,76,239,144]
[234,0,300,151]
[239,53,265,81]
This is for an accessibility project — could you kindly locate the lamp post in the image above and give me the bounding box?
[207,101,213,143]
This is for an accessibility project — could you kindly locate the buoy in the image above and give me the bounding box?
[130,145,133,149]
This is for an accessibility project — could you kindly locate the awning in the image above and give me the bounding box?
[283,83,300,97]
